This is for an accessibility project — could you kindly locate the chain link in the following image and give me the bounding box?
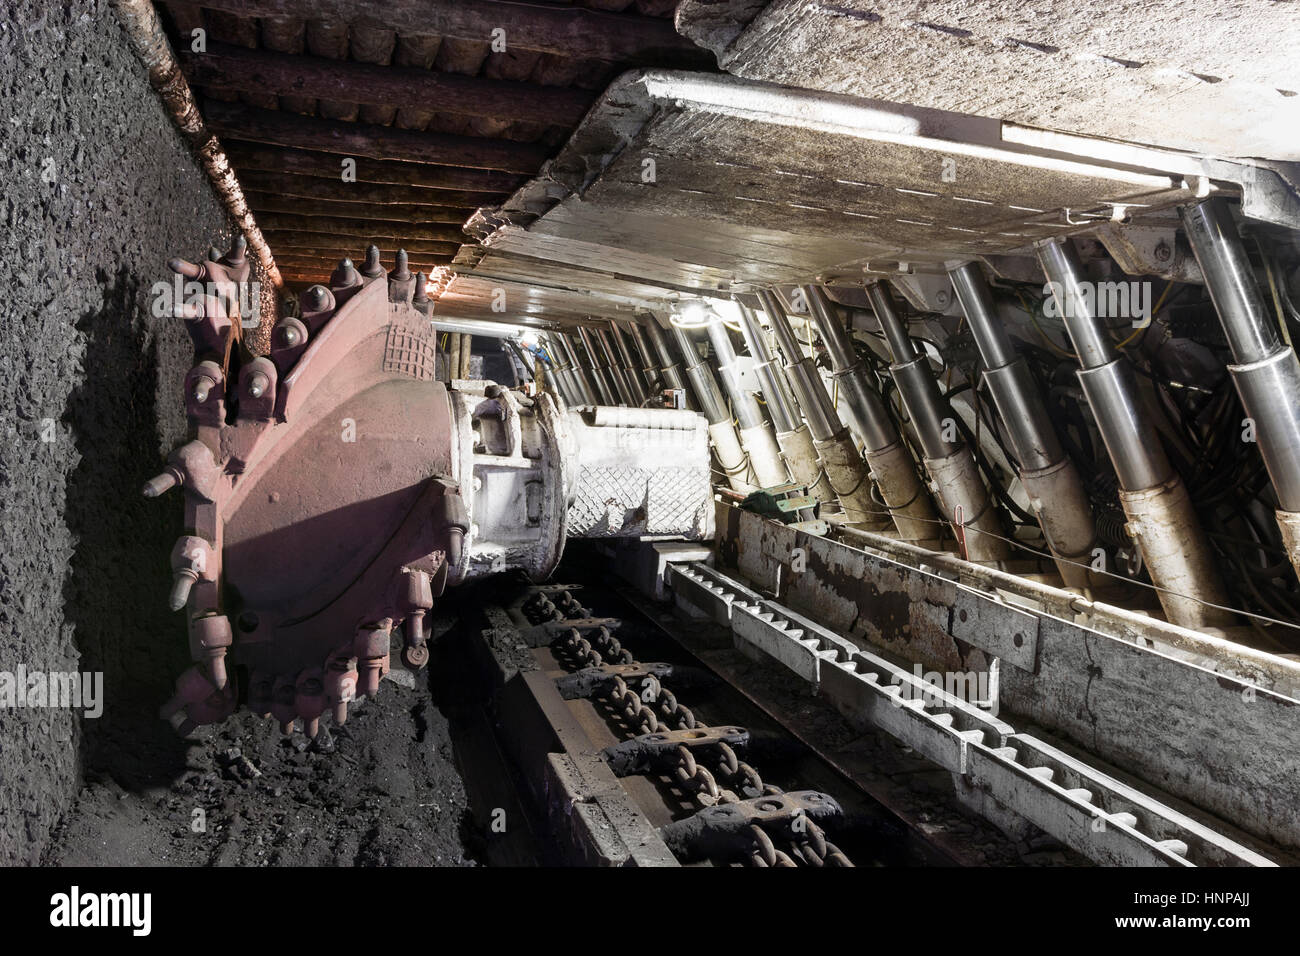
[542,589,852,867]
[747,825,797,867]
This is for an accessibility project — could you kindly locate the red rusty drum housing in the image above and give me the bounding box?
[149,244,712,735]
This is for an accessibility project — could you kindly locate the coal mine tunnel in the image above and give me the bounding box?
[2,0,1300,899]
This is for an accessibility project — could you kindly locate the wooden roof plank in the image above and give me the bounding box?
[190,0,710,63]
[204,100,548,172]
[183,42,596,127]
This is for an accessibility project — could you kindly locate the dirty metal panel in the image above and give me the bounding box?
[715,501,1300,853]
[468,70,1218,293]
[514,202,883,285]
[720,505,1042,671]
[431,274,638,329]
[677,0,1300,162]
[466,250,687,311]
[475,225,736,293]
[586,110,1186,250]
[667,554,1274,866]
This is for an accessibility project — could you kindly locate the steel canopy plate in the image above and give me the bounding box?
[676,0,1300,162]
[465,70,1210,294]
[431,273,647,329]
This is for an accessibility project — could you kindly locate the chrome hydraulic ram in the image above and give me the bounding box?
[447,332,464,382]
[866,281,1010,563]
[948,262,1099,589]
[757,288,890,527]
[734,298,834,503]
[554,333,600,406]
[609,320,651,404]
[704,313,790,488]
[1181,197,1300,584]
[671,322,756,493]
[595,326,640,406]
[545,333,588,407]
[803,286,938,541]
[1036,237,1234,628]
[537,335,575,405]
[645,318,692,403]
[577,326,622,406]
[627,319,665,397]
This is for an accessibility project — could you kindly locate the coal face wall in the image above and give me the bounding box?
[0,0,235,862]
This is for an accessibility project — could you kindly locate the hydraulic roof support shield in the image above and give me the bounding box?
[1181,198,1300,587]
[627,319,666,398]
[866,282,1009,563]
[803,286,937,542]
[646,320,692,400]
[540,334,583,406]
[757,289,889,528]
[705,316,790,489]
[595,326,641,406]
[576,327,621,406]
[609,320,651,404]
[947,262,1099,589]
[1037,238,1234,629]
[735,299,834,504]
[555,334,600,406]
[672,324,756,493]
